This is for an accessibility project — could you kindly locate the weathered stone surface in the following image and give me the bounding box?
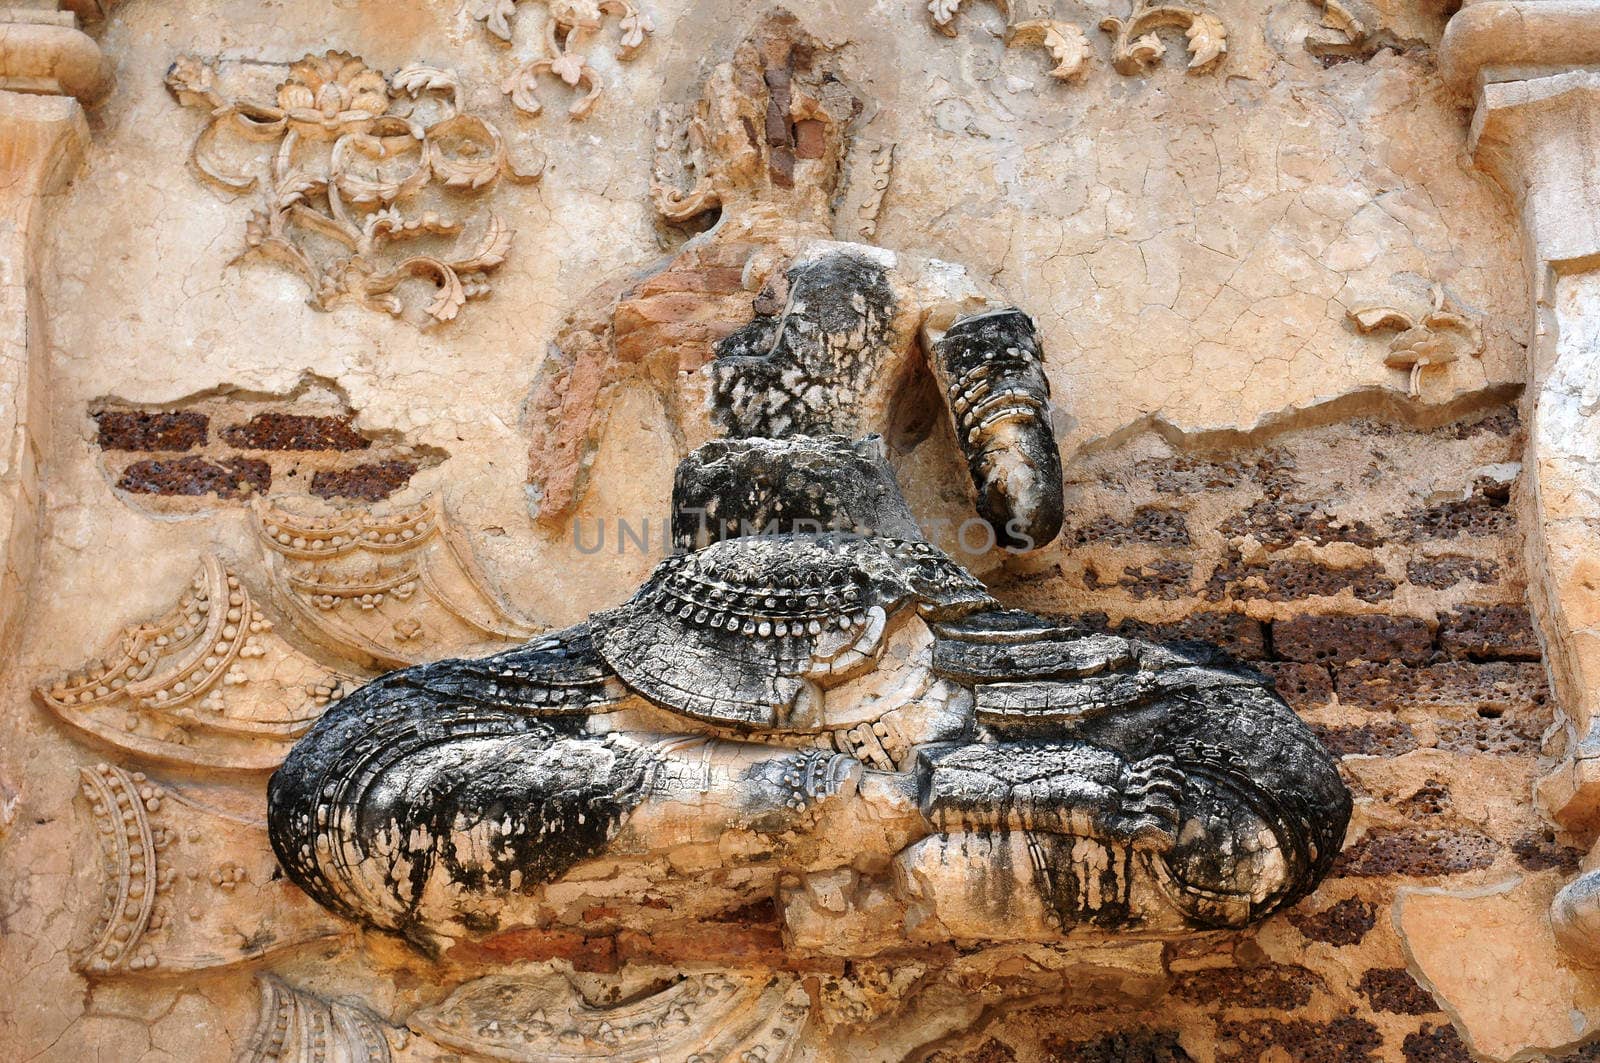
[1335,828,1501,878]
[1274,614,1434,666]
[1288,897,1379,946]
[1398,879,1600,1061]
[0,0,1578,1060]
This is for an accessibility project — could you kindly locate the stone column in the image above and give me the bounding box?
[0,1,107,652]
[1440,0,1600,965]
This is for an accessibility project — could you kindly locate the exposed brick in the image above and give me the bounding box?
[794,119,826,159]
[1406,556,1499,590]
[1396,780,1452,818]
[310,460,419,502]
[1438,605,1541,661]
[1287,897,1377,946]
[1216,1016,1381,1063]
[1133,449,1296,495]
[1358,968,1438,1015]
[1219,499,1380,549]
[1355,408,1518,441]
[1274,615,1434,666]
[1334,827,1499,878]
[1395,480,1514,542]
[1172,963,1322,1009]
[1402,1023,1473,1063]
[1309,721,1418,758]
[222,413,372,451]
[116,456,270,499]
[1258,662,1334,710]
[1207,557,1396,603]
[1511,831,1584,874]
[1085,560,1193,600]
[1043,1031,1193,1062]
[93,410,208,452]
[1113,613,1268,660]
[1336,661,1547,715]
[1434,689,1551,757]
[1070,505,1191,547]
[1446,406,1519,438]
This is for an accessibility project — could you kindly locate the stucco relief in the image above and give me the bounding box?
[165,52,540,325]
[0,0,1592,1060]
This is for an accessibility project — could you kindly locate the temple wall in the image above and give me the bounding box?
[2,0,1597,1060]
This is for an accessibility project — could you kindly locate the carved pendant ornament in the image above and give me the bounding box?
[36,558,355,771]
[164,52,541,324]
[254,494,540,670]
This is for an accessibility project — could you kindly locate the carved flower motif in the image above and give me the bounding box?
[277,52,390,122]
[550,51,589,86]
[1348,284,1483,398]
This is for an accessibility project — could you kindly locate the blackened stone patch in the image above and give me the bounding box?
[1309,721,1418,757]
[311,461,419,502]
[1287,897,1377,945]
[1438,605,1541,661]
[222,412,373,451]
[1070,505,1191,547]
[1406,555,1499,590]
[1274,615,1433,666]
[1401,1024,1473,1063]
[117,456,270,498]
[1358,968,1438,1014]
[710,253,896,439]
[1171,963,1323,1009]
[1216,1016,1381,1063]
[1334,827,1499,877]
[1512,830,1584,873]
[93,410,208,451]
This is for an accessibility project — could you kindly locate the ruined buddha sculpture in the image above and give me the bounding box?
[268,16,1351,956]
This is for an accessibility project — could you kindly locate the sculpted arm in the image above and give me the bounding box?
[914,260,1065,551]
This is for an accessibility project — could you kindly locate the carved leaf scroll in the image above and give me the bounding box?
[474,0,653,120]
[165,52,542,326]
[1009,19,1093,81]
[925,0,1224,86]
[1100,1,1228,75]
